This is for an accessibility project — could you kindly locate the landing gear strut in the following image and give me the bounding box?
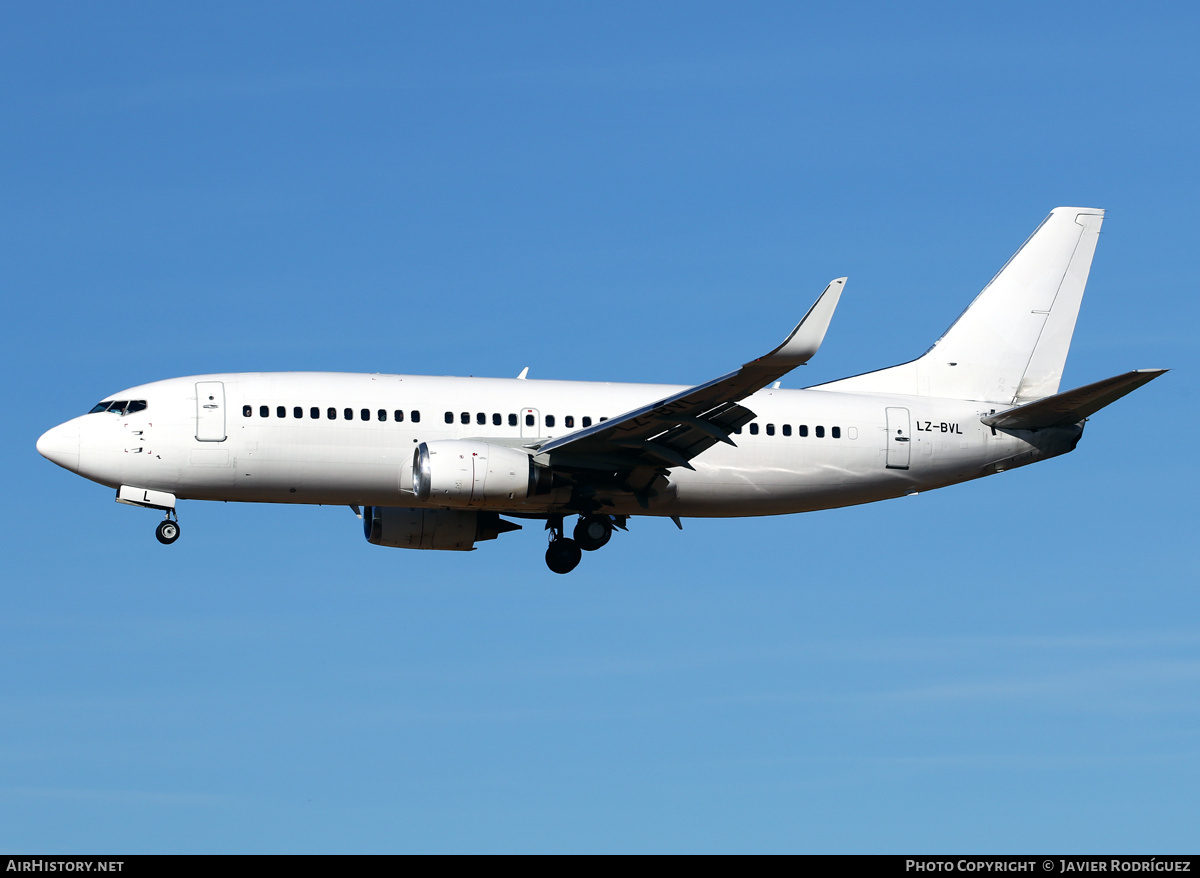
[155,512,180,545]
[544,515,581,574]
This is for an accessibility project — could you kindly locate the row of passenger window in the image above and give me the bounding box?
[242,404,606,430]
[443,412,600,428]
[239,404,848,440]
[244,405,423,423]
[737,423,845,438]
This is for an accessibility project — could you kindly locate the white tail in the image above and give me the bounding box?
[816,207,1105,404]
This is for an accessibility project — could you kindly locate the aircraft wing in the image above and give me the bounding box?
[533,278,846,471]
[981,369,1167,431]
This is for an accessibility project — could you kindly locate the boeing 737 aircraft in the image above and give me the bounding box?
[37,207,1164,573]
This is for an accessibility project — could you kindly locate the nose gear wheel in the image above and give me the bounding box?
[155,519,180,545]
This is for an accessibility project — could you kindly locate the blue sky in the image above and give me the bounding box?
[2,2,1197,852]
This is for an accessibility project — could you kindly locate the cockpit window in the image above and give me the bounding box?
[87,400,147,416]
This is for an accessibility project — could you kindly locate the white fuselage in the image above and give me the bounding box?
[44,372,1081,518]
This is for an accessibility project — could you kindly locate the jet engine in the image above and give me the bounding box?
[363,506,520,551]
[412,441,551,507]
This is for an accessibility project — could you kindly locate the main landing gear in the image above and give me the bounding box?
[155,512,180,545]
[544,514,621,574]
[573,514,613,551]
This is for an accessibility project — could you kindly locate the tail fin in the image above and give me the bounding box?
[816,207,1105,404]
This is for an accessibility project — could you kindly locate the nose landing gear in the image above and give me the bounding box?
[155,513,180,545]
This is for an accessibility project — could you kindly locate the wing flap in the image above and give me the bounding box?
[981,369,1167,431]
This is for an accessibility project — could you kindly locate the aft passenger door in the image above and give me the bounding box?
[885,406,911,470]
[196,381,226,442]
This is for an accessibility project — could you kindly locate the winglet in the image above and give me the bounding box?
[756,277,846,367]
[517,367,529,380]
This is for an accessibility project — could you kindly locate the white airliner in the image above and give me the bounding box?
[37,207,1164,573]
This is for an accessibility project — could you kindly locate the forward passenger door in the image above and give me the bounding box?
[195,381,226,442]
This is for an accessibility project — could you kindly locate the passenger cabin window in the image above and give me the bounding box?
[460,412,470,425]
[766,424,775,436]
[360,409,370,421]
[525,414,534,427]
[782,424,792,436]
[243,405,252,417]
[260,406,269,418]
[492,413,501,426]
[749,423,759,435]
[545,415,556,428]
[565,416,574,428]
[327,407,336,420]
[832,426,841,439]
[310,407,319,419]
[411,410,421,423]
[344,408,353,421]
[476,412,486,425]
[445,412,453,424]
[508,414,517,427]
[799,425,808,437]
[294,407,303,419]
[582,417,592,427]
[378,409,387,422]
[816,426,825,438]
[394,410,405,422]
[277,406,286,418]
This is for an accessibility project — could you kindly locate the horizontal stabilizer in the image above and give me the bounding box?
[981,369,1167,431]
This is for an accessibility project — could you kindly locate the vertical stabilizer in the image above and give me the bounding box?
[815,207,1105,404]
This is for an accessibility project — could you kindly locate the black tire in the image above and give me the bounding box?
[573,515,612,551]
[156,520,180,545]
[545,538,582,574]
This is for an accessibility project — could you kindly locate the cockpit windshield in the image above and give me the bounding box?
[87,400,147,416]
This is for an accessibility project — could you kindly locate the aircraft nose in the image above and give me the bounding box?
[37,421,80,472]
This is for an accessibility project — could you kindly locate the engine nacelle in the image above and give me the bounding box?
[363,506,520,551]
[412,440,550,507]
